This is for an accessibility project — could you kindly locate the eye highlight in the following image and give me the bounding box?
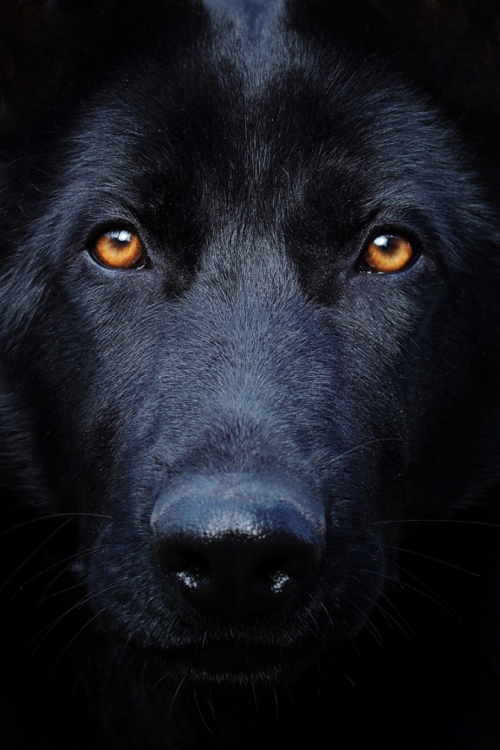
[93,229,146,269]
[360,234,416,274]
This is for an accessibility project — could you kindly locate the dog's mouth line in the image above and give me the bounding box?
[151,640,322,680]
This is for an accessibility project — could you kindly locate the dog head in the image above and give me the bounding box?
[1,0,500,685]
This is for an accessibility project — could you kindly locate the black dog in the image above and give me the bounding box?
[1,0,500,747]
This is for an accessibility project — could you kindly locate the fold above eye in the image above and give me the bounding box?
[359,234,416,274]
[92,229,146,269]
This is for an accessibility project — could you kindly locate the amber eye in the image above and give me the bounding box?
[360,234,416,274]
[93,229,146,269]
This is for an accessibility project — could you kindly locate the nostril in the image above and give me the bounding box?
[256,555,289,583]
[175,551,211,590]
[255,545,319,587]
[180,550,211,578]
[156,546,211,581]
[255,556,291,593]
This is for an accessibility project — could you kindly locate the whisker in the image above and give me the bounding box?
[272,687,279,721]
[167,674,188,715]
[319,601,363,662]
[282,681,299,715]
[41,578,86,602]
[363,568,465,630]
[328,437,403,466]
[207,684,216,722]
[0,519,72,595]
[10,547,93,594]
[115,632,137,678]
[396,564,463,623]
[0,512,112,540]
[376,592,422,653]
[193,688,220,742]
[316,647,361,696]
[30,584,116,657]
[32,549,98,622]
[385,544,480,578]
[44,606,108,681]
[371,519,500,528]
[251,679,259,714]
[38,547,106,604]
[348,597,386,654]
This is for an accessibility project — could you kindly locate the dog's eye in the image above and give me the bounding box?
[93,229,146,269]
[359,234,416,274]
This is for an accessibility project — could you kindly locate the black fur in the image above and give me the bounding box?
[1,0,500,747]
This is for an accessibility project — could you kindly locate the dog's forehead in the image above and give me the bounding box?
[61,0,463,236]
[202,0,283,33]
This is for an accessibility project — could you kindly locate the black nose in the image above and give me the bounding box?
[150,474,325,621]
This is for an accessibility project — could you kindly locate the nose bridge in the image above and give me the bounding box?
[197,232,299,314]
[192,234,318,373]
[165,237,335,470]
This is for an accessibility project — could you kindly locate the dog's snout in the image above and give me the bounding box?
[150,475,326,620]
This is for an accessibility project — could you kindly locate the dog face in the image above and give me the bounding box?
[1,0,500,687]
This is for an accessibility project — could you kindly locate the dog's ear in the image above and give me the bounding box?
[371,0,500,118]
[0,0,204,134]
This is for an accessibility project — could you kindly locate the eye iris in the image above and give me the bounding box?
[363,235,414,273]
[94,229,144,269]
